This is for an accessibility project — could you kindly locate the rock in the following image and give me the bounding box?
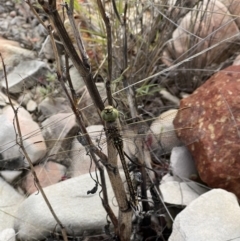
[0,177,25,232]
[161,173,178,183]
[0,91,17,107]
[26,99,37,112]
[146,109,182,155]
[9,11,16,18]
[173,65,240,199]
[169,189,240,241]
[22,161,67,194]
[170,146,198,181]
[69,125,137,177]
[41,113,79,166]
[0,38,35,72]
[1,60,51,94]
[38,97,72,119]
[0,105,47,169]
[68,64,84,93]
[0,228,16,241]
[78,83,106,125]
[160,181,207,206]
[69,125,105,177]
[41,36,55,60]
[0,170,22,183]
[41,35,64,60]
[219,0,240,28]
[17,90,33,107]
[163,0,240,68]
[233,54,240,66]
[14,171,120,240]
[159,89,180,105]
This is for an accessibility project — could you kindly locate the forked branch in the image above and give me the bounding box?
[38,0,104,114]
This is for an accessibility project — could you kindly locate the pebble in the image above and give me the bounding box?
[26,99,37,112]
[9,11,16,18]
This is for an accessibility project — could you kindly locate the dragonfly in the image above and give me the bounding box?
[101,105,138,208]
[0,105,195,197]
[0,102,202,241]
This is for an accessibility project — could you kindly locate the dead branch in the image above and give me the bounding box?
[97,0,113,106]
[38,0,104,115]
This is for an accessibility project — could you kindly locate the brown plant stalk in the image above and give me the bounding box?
[47,24,118,229]
[0,53,69,241]
[34,1,136,239]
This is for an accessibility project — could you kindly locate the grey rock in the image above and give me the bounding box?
[146,109,182,155]
[160,181,208,206]
[170,146,198,181]
[233,54,240,66]
[38,97,72,119]
[0,170,22,183]
[69,125,105,177]
[41,113,79,165]
[41,36,55,60]
[169,189,240,241]
[0,91,17,107]
[0,105,47,169]
[17,91,33,107]
[0,39,35,73]
[68,64,84,93]
[14,171,120,240]
[0,177,25,231]
[40,35,64,60]
[68,125,136,177]
[0,19,8,31]
[26,99,37,112]
[1,60,51,94]
[0,228,16,241]
[161,173,179,183]
[78,83,106,125]
[160,89,180,105]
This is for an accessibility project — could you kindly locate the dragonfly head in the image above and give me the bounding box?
[101,105,119,122]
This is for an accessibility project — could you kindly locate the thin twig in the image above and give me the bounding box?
[64,54,78,102]
[0,53,69,241]
[25,0,48,31]
[114,1,138,119]
[97,0,113,106]
[66,0,89,66]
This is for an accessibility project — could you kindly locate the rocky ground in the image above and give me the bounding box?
[1,0,240,241]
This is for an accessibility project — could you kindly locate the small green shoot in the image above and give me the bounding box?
[136,84,162,97]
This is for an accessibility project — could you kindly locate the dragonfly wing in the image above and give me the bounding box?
[69,125,125,177]
[69,125,105,177]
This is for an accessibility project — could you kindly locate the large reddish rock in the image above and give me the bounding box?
[173,65,240,198]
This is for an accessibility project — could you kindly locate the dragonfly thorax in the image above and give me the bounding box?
[113,136,123,148]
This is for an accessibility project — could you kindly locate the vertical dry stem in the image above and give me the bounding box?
[47,25,118,229]
[105,121,132,240]
[0,54,69,241]
[35,1,135,239]
[97,0,114,106]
